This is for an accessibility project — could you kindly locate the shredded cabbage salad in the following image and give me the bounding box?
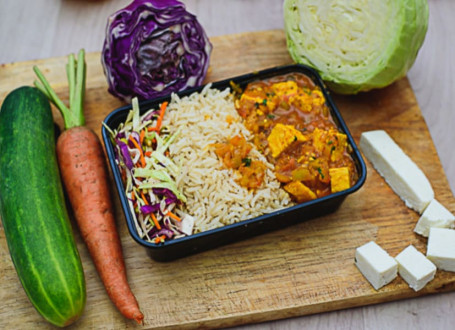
[106,98,194,244]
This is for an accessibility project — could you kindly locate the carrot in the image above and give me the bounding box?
[147,101,168,132]
[33,49,144,324]
[167,211,181,222]
[155,101,168,130]
[150,213,162,230]
[57,127,143,322]
[154,235,166,244]
[140,190,149,205]
[129,134,146,167]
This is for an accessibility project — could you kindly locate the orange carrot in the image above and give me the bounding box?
[167,211,181,222]
[129,134,146,168]
[56,127,143,323]
[154,235,166,244]
[150,213,162,230]
[156,101,168,130]
[140,190,149,205]
[34,49,144,324]
[148,101,168,132]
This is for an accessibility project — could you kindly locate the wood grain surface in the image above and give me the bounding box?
[1,30,455,330]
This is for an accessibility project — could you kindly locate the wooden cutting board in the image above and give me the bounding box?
[1,30,454,329]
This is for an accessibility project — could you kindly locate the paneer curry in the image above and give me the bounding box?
[212,72,358,203]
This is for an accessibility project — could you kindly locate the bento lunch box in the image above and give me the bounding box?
[101,64,367,262]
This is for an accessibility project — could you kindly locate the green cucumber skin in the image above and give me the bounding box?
[0,87,86,327]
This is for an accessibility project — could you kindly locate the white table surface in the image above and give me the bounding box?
[1,1,454,329]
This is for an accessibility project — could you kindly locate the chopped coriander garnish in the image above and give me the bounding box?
[317,167,325,179]
[242,157,252,167]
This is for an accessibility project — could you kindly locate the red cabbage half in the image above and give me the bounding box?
[101,0,212,102]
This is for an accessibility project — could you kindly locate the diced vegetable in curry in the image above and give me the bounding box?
[232,72,358,202]
[211,135,267,190]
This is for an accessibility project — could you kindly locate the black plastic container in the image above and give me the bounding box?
[102,64,367,262]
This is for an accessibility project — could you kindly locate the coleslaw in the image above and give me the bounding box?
[105,97,194,244]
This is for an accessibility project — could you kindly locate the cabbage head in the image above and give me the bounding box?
[283,0,429,94]
[102,0,212,102]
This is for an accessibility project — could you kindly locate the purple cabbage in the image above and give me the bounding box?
[156,227,174,239]
[101,0,212,103]
[140,203,161,215]
[117,139,134,170]
[147,224,175,240]
[152,187,179,205]
[116,131,126,139]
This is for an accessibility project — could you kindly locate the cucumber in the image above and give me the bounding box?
[0,86,86,327]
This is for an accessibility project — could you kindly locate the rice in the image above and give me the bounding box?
[162,85,293,233]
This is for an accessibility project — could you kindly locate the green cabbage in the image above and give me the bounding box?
[283,0,429,94]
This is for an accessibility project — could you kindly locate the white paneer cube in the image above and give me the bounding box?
[359,130,434,214]
[414,199,455,237]
[427,227,455,272]
[395,245,436,291]
[355,241,398,290]
[176,214,195,236]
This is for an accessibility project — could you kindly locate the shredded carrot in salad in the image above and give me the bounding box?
[154,235,166,244]
[166,211,181,222]
[105,98,193,244]
[129,135,146,168]
[147,101,168,132]
[139,129,145,145]
[151,213,162,230]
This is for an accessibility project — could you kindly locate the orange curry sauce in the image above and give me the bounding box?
[214,72,359,203]
[241,72,360,202]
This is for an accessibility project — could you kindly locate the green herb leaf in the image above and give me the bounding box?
[317,167,325,179]
[242,158,252,167]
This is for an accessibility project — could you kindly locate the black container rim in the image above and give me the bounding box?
[101,63,367,252]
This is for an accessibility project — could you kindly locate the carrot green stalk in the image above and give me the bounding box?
[33,50,144,324]
[66,53,76,107]
[34,50,85,129]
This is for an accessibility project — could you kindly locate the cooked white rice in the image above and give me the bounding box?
[162,84,293,233]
